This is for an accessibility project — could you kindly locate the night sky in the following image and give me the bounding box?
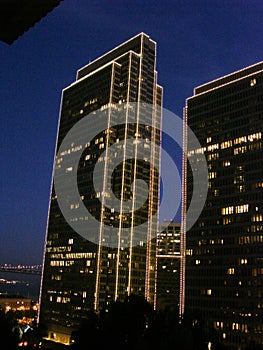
[1,0,262,265]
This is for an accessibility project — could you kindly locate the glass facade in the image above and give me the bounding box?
[156,222,181,312]
[38,33,163,345]
[184,62,263,349]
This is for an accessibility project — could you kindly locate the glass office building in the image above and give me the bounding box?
[183,62,263,349]
[38,33,163,345]
[156,222,181,312]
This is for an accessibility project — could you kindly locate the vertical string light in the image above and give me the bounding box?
[179,106,188,321]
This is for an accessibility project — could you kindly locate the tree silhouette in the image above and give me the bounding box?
[69,295,238,350]
[0,307,21,349]
[70,310,99,349]
[98,294,155,349]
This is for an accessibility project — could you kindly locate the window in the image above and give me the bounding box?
[235,204,249,214]
[250,78,257,87]
[221,140,232,149]
[222,206,234,215]
[209,171,217,179]
[223,160,230,167]
[234,146,247,155]
[252,214,263,222]
[239,258,247,265]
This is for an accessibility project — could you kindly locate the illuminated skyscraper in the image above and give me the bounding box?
[183,62,263,349]
[38,33,162,345]
[156,222,181,311]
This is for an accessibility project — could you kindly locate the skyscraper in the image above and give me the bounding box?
[38,33,163,345]
[156,222,181,312]
[183,62,263,349]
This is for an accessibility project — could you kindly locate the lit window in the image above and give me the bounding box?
[223,160,231,167]
[223,217,230,225]
[240,258,248,265]
[186,249,193,256]
[209,171,217,179]
[221,140,232,149]
[238,185,245,192]
[234,146,247,155]
[248,132,261,142]
[250,78,257,87]
[207,153,219,161]
[234,136,247,145]
[207,143,219,152]
[235,204,249,214]
[232,323,240,330]
[222,206,234,215]
[62,297,70,303]
[50,260,64,267]
[213,189,220,196]
[252,214,263,222]
[227,268,235,275]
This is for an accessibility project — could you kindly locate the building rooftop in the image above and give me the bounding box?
[77,32,154,80]
[0,0,63,45]
[194,61,263,96]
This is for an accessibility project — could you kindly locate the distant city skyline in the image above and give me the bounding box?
[1,0,263,266]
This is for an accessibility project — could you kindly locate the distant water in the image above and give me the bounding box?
[0,271,41,301]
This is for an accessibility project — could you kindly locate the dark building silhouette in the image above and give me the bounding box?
[38,33,162,345]
[0,0,63,44]
[183,62,263,349]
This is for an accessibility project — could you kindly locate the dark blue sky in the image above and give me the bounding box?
[1,0,262,265]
